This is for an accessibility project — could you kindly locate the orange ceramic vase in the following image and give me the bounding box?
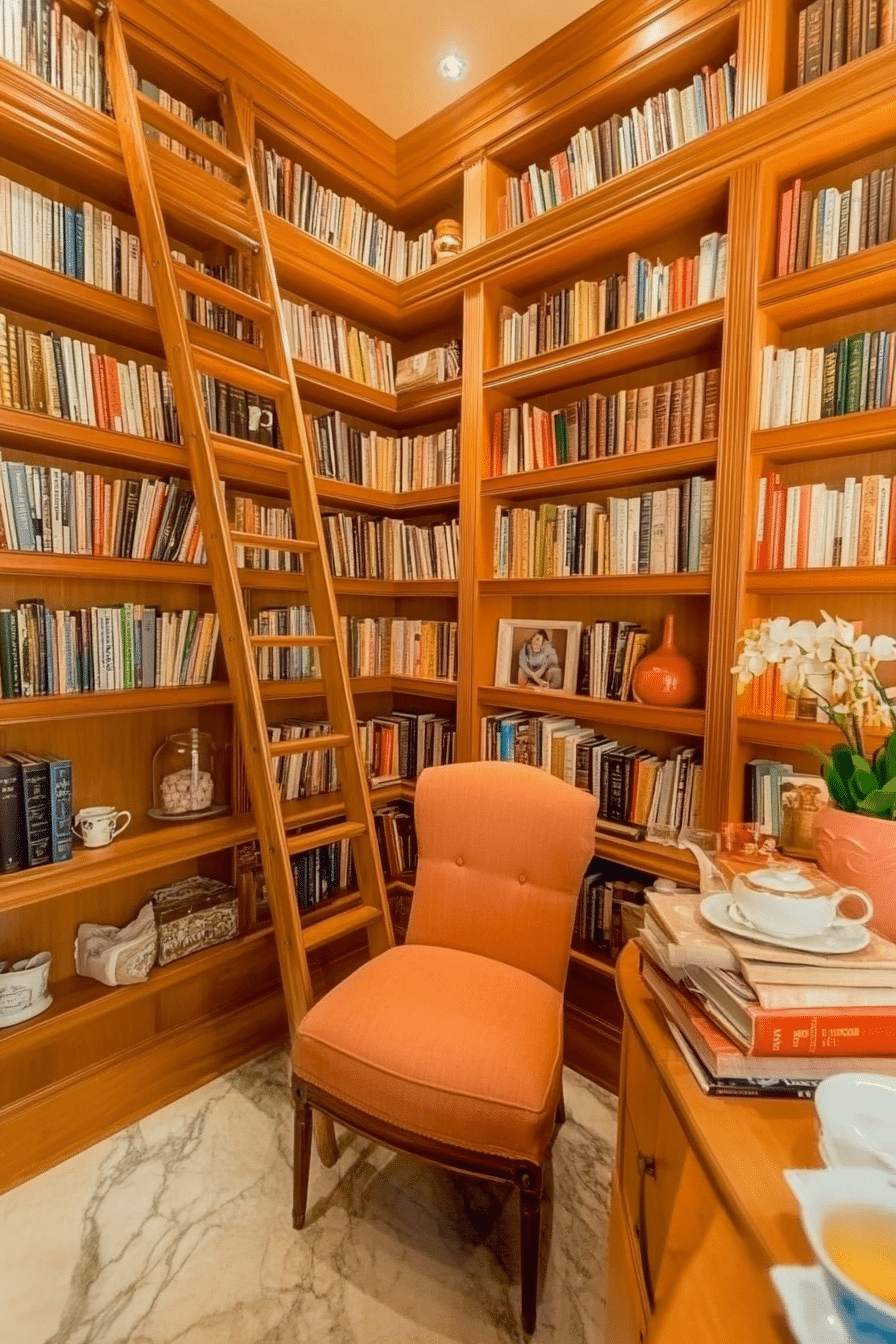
[632,614,698,708]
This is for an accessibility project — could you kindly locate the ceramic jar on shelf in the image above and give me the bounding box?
[632,614,698,708]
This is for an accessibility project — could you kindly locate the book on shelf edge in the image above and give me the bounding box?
[665,1020,818,1099]
[0,755,24,874]
[642,955,896,1082]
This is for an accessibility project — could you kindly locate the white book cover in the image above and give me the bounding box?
[696,232,720,304]
[875,477,891,565]
[759,344,776,429]
[784,486,799,569]
[807,483,827,567]
[790,347,808,423]
[848,176,863,253]
[807,346,825,421]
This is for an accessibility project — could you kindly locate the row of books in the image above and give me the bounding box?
[253,139,436,280]
[171,251,258,345]
[0,315,180,440]
[251,835,356,916]
[0,601,220,698]
[498,236,727,365]
[196,375,278,447]
[740,661,890,731]
[394,342,462,390]
[252,607,318,683]
[754,471,896,571]
[0,0,105,109]
[308,410,459,490]
[493,477,714,578]
[0,750,72,873]
[776,169,895,277]
[576,621,652,703]
[132,72,228,180]
[231,495,300,571]
[745,757,796,838]
[797,0,893,87]
[282,299,395,393]
[0,175,151,301]
[758,329,896,429]
[358,711,456,785]
[373,805,417,880]
[268,719,339,802]
[0,456,206,562]
[342,616,458,682]
[497,56,738,230]
[489,368,721,476]
[322,512,459,581]
[576,869,646,961]
[641,886,896,1095]
[481,711,703,838]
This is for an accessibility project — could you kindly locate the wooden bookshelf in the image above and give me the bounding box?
[1,0,893,1185]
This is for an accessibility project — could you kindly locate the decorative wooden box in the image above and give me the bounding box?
[149,876,239,966]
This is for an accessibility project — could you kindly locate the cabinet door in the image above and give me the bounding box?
[606,1174,648,1344]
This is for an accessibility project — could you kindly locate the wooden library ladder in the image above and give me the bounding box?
[98,3,393,1162]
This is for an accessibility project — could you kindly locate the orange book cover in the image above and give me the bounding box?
[103,355,123,432]
[777,186,794,277]
[141,483,168,560]
[788,178,803,273]
[89,354,109,430]
[886,482,896,565]
[91,472,104,556]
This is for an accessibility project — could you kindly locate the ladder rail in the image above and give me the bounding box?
[99,2,320,1028]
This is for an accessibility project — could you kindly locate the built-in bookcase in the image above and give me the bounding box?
[1,0,894,1180]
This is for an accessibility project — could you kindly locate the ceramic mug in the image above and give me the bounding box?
[732,882,873,939]
[797,1166,896,1343]
[72,806,131,849]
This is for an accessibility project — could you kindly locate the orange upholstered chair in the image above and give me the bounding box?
[292,760,597,1333]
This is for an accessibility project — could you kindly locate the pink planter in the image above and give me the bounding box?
[815,806,896,942]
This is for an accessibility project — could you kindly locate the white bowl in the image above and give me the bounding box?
[816,1074,896,1174]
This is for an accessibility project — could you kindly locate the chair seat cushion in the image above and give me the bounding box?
[294,943,565,1163]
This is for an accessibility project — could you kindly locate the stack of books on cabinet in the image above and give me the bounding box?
[640,888,896,1097]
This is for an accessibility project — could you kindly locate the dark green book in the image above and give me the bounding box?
[833,335,850,415]
[843,332,866,414]
[820,343,838,418]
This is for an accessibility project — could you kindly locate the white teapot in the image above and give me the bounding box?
[679,839,874,940]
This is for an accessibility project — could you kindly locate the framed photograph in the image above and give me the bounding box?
[778,774,830,859]
[494,619,582,695]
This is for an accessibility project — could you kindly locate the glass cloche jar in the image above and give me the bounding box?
[150,729,226,821]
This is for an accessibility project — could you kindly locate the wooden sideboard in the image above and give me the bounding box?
[606,943,826,1344]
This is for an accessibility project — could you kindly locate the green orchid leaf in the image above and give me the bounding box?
[823,762,855,811]
[883,733,896,784]
[831,744,857,778]
[881,775,896,795]
[848,770,878,802]
[857,790,896,819]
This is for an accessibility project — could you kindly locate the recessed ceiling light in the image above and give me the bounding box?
[439,54,466,80]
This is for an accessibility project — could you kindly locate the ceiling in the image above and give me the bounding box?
[209,0,599,138]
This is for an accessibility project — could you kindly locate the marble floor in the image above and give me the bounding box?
[0,1052,617,1344]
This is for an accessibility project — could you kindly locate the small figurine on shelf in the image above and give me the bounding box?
[150,728,227,821]
[432,219,462,263]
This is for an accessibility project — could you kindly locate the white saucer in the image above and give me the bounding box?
[770,1266,849,1343]
[700,894,871,955]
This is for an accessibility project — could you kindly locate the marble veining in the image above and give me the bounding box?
[0,1053,616,1344]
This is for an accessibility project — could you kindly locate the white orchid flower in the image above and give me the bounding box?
[871,635,896,660]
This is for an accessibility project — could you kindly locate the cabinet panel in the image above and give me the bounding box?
[606,1175,648,1344]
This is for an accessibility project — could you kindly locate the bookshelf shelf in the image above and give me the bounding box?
[482,301,725,400]
[391,676,458,699]
[0,925,278,1055]
[0,254,161,356]
[758,241,896,327]
[0,553,211,586]
[480,441,718,500]
[0,683,233,725]
[292,362,462,428]
[0,407,186,475]
[751,407,896,462]
[746,567,896,594]
[569,942,617,979]
[313,479,460,514]
[592,833,699,886]
[477,685,705,736]
[478,574,712,597]
[0,812,254,913]
[333,577,459,596]
[737,716,889,751]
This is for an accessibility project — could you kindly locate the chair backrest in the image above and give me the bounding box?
[405,760,597,992]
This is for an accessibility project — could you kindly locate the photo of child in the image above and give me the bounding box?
[517,629,563,689]
[494,620,581,694]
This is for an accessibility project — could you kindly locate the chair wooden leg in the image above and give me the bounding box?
[293,1098,313,1230]
[556,1087,566,1125]
[519,1166,544,1335]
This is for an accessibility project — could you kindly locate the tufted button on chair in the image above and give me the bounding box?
[292,759,597,1334]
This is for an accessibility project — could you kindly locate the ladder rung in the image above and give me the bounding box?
[303,903,383,953]
[231,532,316,555]
[210,433,296,476]
[269,732,352,757]
[173,261,272,324]
[193,347,290,399]
[251,634,334,648]
[136,91,247,178]
[287,820,369,857]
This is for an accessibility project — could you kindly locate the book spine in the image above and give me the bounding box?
[0,758,24,873]
[19,759,52,868]
[47,757,73,863]
[751,1007,896,1056]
